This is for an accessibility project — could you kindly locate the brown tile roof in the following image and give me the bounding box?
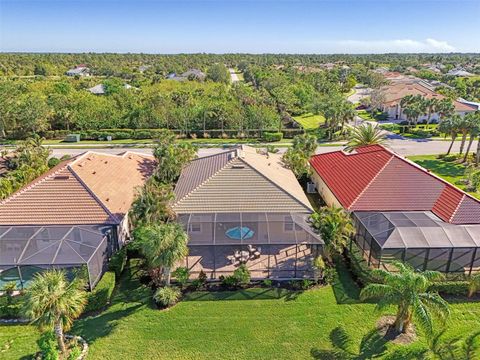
[0,151,155,225]
[173,146,312,214]
[310,145,480,224]
[382,82,476,112]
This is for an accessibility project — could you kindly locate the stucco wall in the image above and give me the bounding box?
[310,171,343,208]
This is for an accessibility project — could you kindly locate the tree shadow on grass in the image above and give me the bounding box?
[331,256,361,305]
[413,159,465,179]
[311,327,388,360]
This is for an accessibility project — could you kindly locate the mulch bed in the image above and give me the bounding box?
[376,316,417,345]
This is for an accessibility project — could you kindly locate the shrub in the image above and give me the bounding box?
[85,271,115,313]
[440,154,462,162]
[48,157,61,169]
[198,270,208,284]
[172,267,189,288]
[37,331,59,360]
[379,123,401,132]
[153,286,181,308]
[60,154,71,161]
[0,294,23,319]
[133,130,153,139]
[109,247,127,279]
[429,281,469,296]
[262,279,273,287]
[220,275,239,289]
[263,132,283,142]
[233,264,251,285]
[67,344,82,360]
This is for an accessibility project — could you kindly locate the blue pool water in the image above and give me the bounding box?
[225,226,254,240]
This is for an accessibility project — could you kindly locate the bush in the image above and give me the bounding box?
[429,281,469,296]
[233,264,251,285]
[48,157,61,169]
[262,279,273,287]
[344,243,379,286]
[263,132,283,142]
[172,267,189,288]
[133,130,152,139]
[85,271,115,313]
[109,247,127,279]
[439,153,461,162]
[220,275,239,289]
[67,344,82,360]
[153,286,181,308]
[289,279,314,290]
[379,123,401,132]
[37,331,59,360]
[0,294,23,319]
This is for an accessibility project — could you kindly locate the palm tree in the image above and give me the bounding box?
[457,115,476,155]
[345,123,386,152]
[462,111,480,163]
[425,98,440,125]
[360,262,449,336]
[23,270,87,354]
[467,273,480,298]
[438,115,461,155]
[310,206,354,262]
[130,179,175,226]
[134,223,189,285]
[427,329,480,360]
[437,98,455,124]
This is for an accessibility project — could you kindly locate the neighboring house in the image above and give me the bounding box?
[166,69,206,81]
[310,145,480,274]
[87,83,133,95]
[446,69,475,77]
[173,145,323,279]
[379,81,476,121]
[458,98,480,110]
[0,152,155,288]
[66,65,90,77]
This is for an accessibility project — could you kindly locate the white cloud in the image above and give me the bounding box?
[335,38,456,53]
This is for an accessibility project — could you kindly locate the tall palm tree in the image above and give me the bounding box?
[130,179,175,226]
[437,98,455,124]
[134,223,189,285]
[458,115,476,155]
[345,123,386,152]
[310,206,354,261]
[462,111,480,163]
[425,98,440,125]
[23,270,87,353]
[360,262,449,336]
[438,115,462,155]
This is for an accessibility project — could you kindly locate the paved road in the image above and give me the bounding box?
[46,137,474,158]
[348,85,371,103]
[229,68,240,83]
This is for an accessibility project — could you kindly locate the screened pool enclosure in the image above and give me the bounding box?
[177,212,323,279]
[0,225,111,289]
[353,211,480,275]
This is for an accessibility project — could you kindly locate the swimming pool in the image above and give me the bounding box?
[225,226,255,240]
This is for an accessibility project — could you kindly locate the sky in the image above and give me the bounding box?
[0,0,479,54]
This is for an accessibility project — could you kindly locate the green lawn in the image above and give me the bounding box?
[2,260,479,359]
[293,113,325,130]
[357,109,388,122]
[409,155,479,199]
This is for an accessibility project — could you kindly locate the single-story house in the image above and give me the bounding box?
[446,69,474,77]
[87,83,134,95]
[66,65,90,77]
[166,69,206,82]
[0,151,155,288]
[379,81,476,122]
[310,145,480,274]
[173,146,323,280]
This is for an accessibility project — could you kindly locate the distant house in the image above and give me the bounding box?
[167,69,206,81]
[379,81,476,122]
[138,65,151,73]
[87,83,133,95]
[173,146,323,279]
[446,69,474,77]
[309,145,480,274]
[66,65,90,77]
[0,152,155,288]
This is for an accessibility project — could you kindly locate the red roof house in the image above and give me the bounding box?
[309,145,480,225]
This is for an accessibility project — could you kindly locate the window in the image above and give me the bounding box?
[189,223,201,233]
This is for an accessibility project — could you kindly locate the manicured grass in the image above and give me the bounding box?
[0,324,39,359]
[357,109,388,122]
[408,155,479,199]
[2,259,479,359]
[293,113,325,130]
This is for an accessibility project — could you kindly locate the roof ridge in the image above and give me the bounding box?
[173,153,238,206]
[449,194,467,223]
[67,164,119,223]
[236,157,313,212]
[349,154,394,209]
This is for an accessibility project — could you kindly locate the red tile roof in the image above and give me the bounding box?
[310,145,480,224]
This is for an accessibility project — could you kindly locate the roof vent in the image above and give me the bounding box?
[53,175,69,180]
[232,164,245,169]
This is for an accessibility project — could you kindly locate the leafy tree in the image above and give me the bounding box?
[207,63,230,83]
[13,93,50,135]
[23,270,87,354]
[310,206,354,262]
[282,133,317,178]
[130,179,175,226]
[345,123,386,152]
[360,262,449,336]
[134,223,189,285]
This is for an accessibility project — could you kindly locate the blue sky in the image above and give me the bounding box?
[0,0,479,53]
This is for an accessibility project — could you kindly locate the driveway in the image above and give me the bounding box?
[45,138,472,158]
[229,68,240,82]
[348,86,371,104]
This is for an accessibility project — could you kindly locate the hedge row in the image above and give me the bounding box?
[85,271,116,313]
[109,247,127,279]
[7,128,304,141]
[429,281,469,296]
